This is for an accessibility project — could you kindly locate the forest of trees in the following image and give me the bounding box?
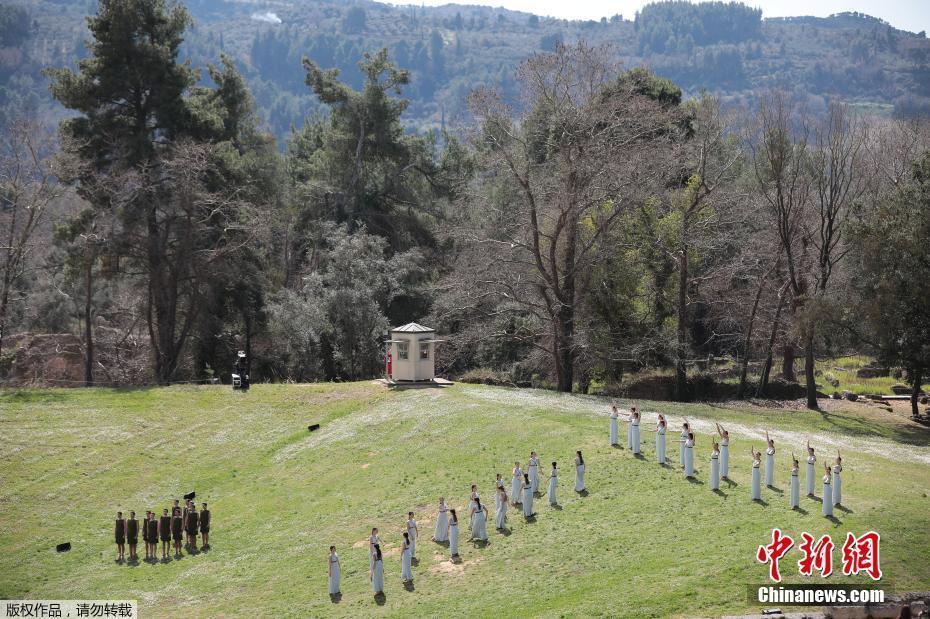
[1,0,929,416]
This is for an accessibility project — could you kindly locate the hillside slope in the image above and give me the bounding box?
[1,383,928,617]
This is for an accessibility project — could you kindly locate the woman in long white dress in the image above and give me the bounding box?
[511,462,523,506]
[619,407,641,454]
[806,442,817,496]
[448,510,460,559]
[610,405,620,445]
[468,485,479,526]
[575,451,586,492]
[764,431,776,488]
[528,452,540,494]
[750,447,762,500]
[547,462,558,505]
[789,454,800,509]
[679,421,690,467]
[495,486,507,530]
[406,512,418,559]
[328,546,341,595]
[471,497,489,541]
[434,498,449,542]
[370,544,384,594]
[833,452,843,506]
[369,527,380,570]
[716,423,730,479]
[678,432,695,478]
[401,532,413,582]
[709,439,720,490]
[654,415,668,464]
[822,463,834,517]
[521,473,535,517]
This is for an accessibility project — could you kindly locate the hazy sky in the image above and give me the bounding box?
[389,1,930,34]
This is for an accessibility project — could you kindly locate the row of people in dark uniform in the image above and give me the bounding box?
[114,500,211,562]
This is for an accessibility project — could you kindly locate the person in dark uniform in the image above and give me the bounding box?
[159,509,171,559]
[186,503,199,551]
[145,512,158,561]
[126,511,139,561]
[115,511,125,561]
[171,506,183,555]
[141,511,150,560]
[172,499,182,518]
[199,502,211,549]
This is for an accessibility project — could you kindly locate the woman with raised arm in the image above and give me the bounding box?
[328,546,341,595]
[764,431,776,488]
[619,406,642,455]
[521,473,535,518]
[833,452,843,506]
[716,422,730,479]
[434,498,449,543]
[575,451,586,492]
[822,462,834,517]
[709,438,720,490]
[610,405,620,446]
[495,486,507,530]
[547,462,558,506]
[448,510,460,559]
[654,414,668,464]
[677,432,696,478]
[750,447,762,500]
[679,421,691,467]
[806,441,817,496]
[511,461,523,507]
[370,544,384,594]
[789,454,800,509]
[471,497,489,541]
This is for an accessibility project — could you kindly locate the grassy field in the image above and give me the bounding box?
[1,383,928,618]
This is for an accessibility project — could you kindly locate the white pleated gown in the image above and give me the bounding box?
[575,462,586,492]
[610,414,619,445]
[684,440,695,477]
[529,459,540,493]
[822,476,833,516]
[449,522,459,556]
[523,485,534,517]
[806,456,816,495]
[471,509,488,540]
[751,462,761,500]
[435,508,448,542]
[329,555,340,594]
[679,431,687,466]
[368,535,380,569]
[511,470,523,504]
[833,466,842,505]
[710,452,719,490]
[789,471,799,508]
[720,439,729,478]
[627,419,634,450]
[407,520,417,558]
[495,499,506,529]
[765,448,775,487]
[495,481,504,510]
[548,471,557,505]
[371,559,384,593]
[631,421,641,454]
[401,544,413,581]
[656,427,666,464]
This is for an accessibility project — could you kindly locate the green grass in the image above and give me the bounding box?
[1,383,929,617]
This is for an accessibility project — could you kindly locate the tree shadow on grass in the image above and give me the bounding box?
[816,408,930,445]
[374,592,386,605]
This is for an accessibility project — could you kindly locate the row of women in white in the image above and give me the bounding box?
[327,405,846,597]
[327,449,588,596]
[608,405,845,514]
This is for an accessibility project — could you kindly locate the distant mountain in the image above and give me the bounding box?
[4,0,929,143]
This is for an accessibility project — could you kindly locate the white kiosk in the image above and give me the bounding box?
[386,322,443,382]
